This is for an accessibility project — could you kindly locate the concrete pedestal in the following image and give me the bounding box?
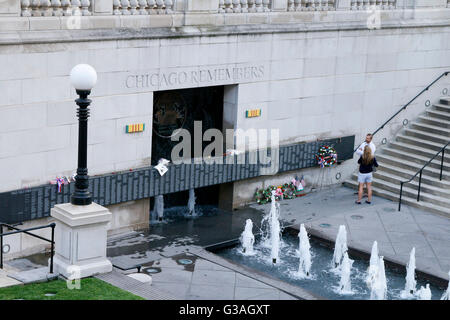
[50,202,112,279]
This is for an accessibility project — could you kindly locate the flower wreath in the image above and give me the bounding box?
[254,182,304,204]
[316,145,337,168]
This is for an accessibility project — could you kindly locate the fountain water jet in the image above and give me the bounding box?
[188,188,196,216]
[400,247,417,299]
[154,195,164,221]
[262,191,281,264]
[296,223,312,278]
[240,219,256,255]
[416,284,432,300]
[338,252,354,294]
[270,201,281,264]
[218,230,447,300]
[365,241,379,289]
[441,271,450,300]
[370,256,387,300]
[332,225,348,270]
[260,192,277,247]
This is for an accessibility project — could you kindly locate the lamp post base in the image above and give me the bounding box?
[50,202,112,279]
[70,195,93,206]
[53,256,112,279]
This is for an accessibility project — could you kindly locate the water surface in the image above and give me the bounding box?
[217,233,446,300]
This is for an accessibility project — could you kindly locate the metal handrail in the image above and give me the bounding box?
[354,71,449,153]
[398,141,450,211]
[0,222,55,273]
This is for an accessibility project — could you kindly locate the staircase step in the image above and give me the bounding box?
[439,97,450,106]
[381,147,450,171]
[403,128,450,145]
[377,162,450,188]
[410,121,450,136]
[396,134,447,151]
[376,153,450,180]
[371,170,450,198]
[344,95,450,218]
[346,175,450,209]
[426,109,450,121]
[417,115,450,128]
[343,180,450,218]
[433,103,450,113]
[388,140,450,162]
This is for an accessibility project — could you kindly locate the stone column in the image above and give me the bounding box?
[92,0,113,14]
[336,0,351,9]
[169,0,187,12]
[0,0,21,16]
[413,0,447,7]
[183,0,220,25]
[185,0,220,12]
[271,0,288,11]
[51,202,112,279]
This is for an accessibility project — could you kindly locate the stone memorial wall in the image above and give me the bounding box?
[0,135,354,224]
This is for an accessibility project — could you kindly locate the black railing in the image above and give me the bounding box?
[398,141,450,211]
[0,222,55,273]
[354,71,449,153]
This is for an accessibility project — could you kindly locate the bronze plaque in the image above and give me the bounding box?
[153,91,187,138]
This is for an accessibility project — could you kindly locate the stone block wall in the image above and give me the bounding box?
[0,24,449,192]
[0,9,449,242]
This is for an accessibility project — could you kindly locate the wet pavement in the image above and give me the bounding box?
[6,252,50,271]
[107,185,450,285]
[107,207,266,270]
[0,251,56,287]
[126,252,301,300]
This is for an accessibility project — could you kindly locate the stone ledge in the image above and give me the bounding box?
[0,18,449,46]
[51,202,111,227]
[0,8,449,45]
[8,267,59,284]
[194,248,321,300]
[54,256,112,279]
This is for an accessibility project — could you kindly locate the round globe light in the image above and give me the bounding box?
[70,64,97,91]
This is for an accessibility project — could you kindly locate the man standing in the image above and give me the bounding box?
[356,133,376,157]
[355,134,376,197]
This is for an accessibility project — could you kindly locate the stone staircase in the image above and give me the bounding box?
[345,96,450,217]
